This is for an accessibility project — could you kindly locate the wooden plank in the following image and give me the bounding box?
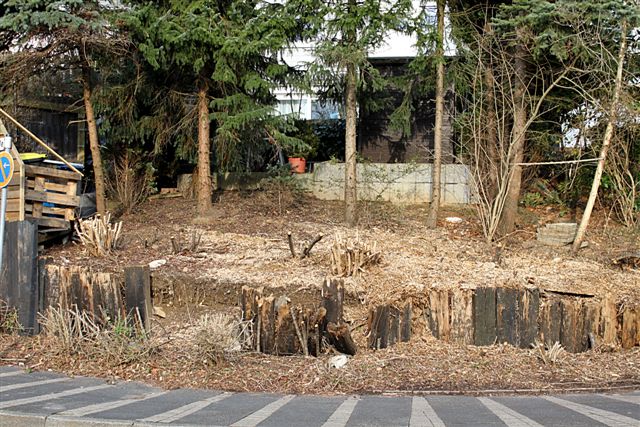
[31,176,46,218]
[0,221,40,335]
[25,189,80,207]
[517,287,539,348]
[24,215,70,229]
[24,164,81,181]
[473,287,496,346]
[26,180,70,194]
[124,265,152,332]
[24,204,68,217]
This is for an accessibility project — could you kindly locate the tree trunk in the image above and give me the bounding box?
[426,0,445,228]
[573,20,628,252]
[483,23,499,198]
[82,65,106,216]
[196,79,212,216]
[344,0,358,227]
[497,42,527,237]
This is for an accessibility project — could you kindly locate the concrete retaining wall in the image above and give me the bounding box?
[299,162,472,204]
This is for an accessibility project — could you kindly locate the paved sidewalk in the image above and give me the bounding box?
[0,366,638,426]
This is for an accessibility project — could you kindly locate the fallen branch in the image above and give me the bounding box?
[287,232,323,259]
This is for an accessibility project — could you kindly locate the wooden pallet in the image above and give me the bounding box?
[5,145,81,230]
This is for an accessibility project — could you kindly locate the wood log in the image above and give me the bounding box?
[327,322,357,355]
[241,286,263,351]
[322,278,344,325]
[259,296,276,354]
[560,299,586,353]
[274,296,297,355]
[473,287,496,346]
[517,287,539,348]
[429,289,450,340]
[540,299,562,347]
[601,297,619,346]
[125,265,152,331]
[451,289,474,345]
[400,303,412,342]
[496,287,518,345]
[621,306,639,349]
[367,302,412,349]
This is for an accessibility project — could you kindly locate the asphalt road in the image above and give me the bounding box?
[0,366,638,426]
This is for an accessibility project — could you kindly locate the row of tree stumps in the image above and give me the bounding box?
[241,281,639,357]
[241,279,356,356]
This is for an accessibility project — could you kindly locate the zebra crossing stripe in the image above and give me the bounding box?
[0,370,25,378]
[142,392,233,423]
[602,394,640,405]
[57,390,169,416]
[322,396,359,427]
[409,396,445,427]
[230,394,295,427]
[544,395,639,427]
[0,384,111,409]
[478,397,543,427]
[0,377,69,392]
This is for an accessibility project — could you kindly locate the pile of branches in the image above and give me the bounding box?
[75,213,123,256]
[330,233,381,277]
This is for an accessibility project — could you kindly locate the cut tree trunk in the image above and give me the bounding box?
[573,20,628,252]
[197,79,212,216]
[82,64,106,216]
[426,0,445,228]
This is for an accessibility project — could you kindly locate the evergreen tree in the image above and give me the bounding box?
[293,0,413,226]
[0,0,128,216]
[127,0,304,216]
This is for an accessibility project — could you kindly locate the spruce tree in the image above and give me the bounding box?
[0,0,127,216]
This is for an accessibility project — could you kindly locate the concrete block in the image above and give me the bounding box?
[537,223,577,246]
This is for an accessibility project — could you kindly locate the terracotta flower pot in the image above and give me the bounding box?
[288,157,306,174]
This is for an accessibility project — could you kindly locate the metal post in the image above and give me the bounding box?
[0,135,12,275]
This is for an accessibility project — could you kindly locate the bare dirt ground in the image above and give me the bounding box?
[1,191,639,395]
